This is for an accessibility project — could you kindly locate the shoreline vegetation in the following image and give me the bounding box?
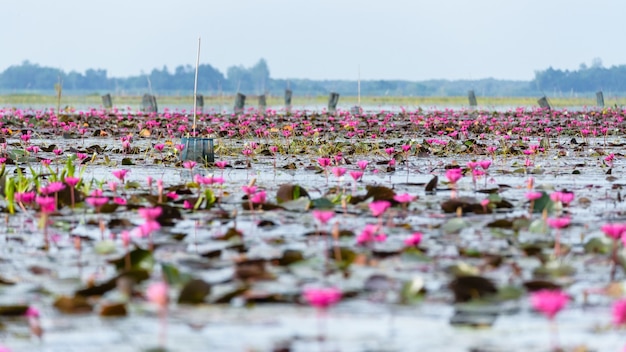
[0,95,618,109]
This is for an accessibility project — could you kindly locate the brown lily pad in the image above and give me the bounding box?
[99,302,127,317]
[276,184,310,204]
[0,305,29,316]
[448,275,498,303]
[235,259,274,281]
[178,279,212,304]
[53,295,93,314]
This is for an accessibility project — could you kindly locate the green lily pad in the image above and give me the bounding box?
[442,218,468,234]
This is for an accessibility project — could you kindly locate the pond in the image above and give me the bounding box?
[0,107,625,351]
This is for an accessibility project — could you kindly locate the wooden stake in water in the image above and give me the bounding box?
[192,37,201,133]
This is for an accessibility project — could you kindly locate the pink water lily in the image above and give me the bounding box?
[138,206,162,220]
[112,169,129,183]
[393,193,416,203]
[404,232,423,246]
[312,210,335,225]
[531,289,569,320]
[612,299,626,326]
[356,160,369,171]
[303,287,341,309]
[445,168,462,184]
[146,282,169,308]
[601,223,626,240]
[369,200,391,217]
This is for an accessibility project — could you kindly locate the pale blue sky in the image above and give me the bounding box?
[1,0,624,81]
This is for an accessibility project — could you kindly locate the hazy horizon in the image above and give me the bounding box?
[3,0,625,81]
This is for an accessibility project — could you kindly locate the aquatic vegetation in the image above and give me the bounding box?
[0,105,624,350]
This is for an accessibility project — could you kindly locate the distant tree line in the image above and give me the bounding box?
[2,58,625,96]
[533,58,626,94]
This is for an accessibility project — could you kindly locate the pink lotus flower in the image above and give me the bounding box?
[404,232,423,246]
[215,161,228,169]
[601,223,626,240]
[393,193,416,203]
[138,220,161,237]
[15,191,35,204]
[356,224,386,244]
[46,181,65,193]
[356,160,369,171]
[530,289,569,320]
[250,190,267,204]
[113,197,127,205]
[546,217,570,229]
[445,168,463,184]
[385,147,395,156]
[36,196,56,213]
[331,167,346,177]
[317,157,331,168]
[154,144,165,152]
[401,144,411,152]
[112,169,129,183]
[525,191,543,201]
[146,282,169,308]
[138,207,162,220]
[302,287,341,309]
[612,299,626,326]
[85,196,108,209]
[466,161,478,170]
[349,171,363,181]
[182,160,197,169]
[25,306,40,318]
[369,200,391,217]
[312,210,335,225]
[241,185,257,195]
[550,191,574,205]
[479,160,492,170]
[64,176,80,188]
[53,149,63,156]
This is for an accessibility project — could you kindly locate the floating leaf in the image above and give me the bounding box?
[364,185,396,202]
[441,218,469,234]
[235,259,274,281]
[533,261,576,278]
[447,262,481,277]
[424,176,438,195]
[76,269,150,297]
[53,295,93,314]
[276,249,304,266]
[0,305,28,316]
[99,302,127,317]
[448,275,497,303]
[327,246,357,271]
[109,247,154,272]
[523,280,561,292]
[399,277,426,305]
[162,263,193,287]
[178,279,212,304]
[94,240,117,255]
[310,197,334,210]
[532,191,554,214]
[276,184,309,204]
[584,237,611,254]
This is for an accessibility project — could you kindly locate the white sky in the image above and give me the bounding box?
[1,0,624,81]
